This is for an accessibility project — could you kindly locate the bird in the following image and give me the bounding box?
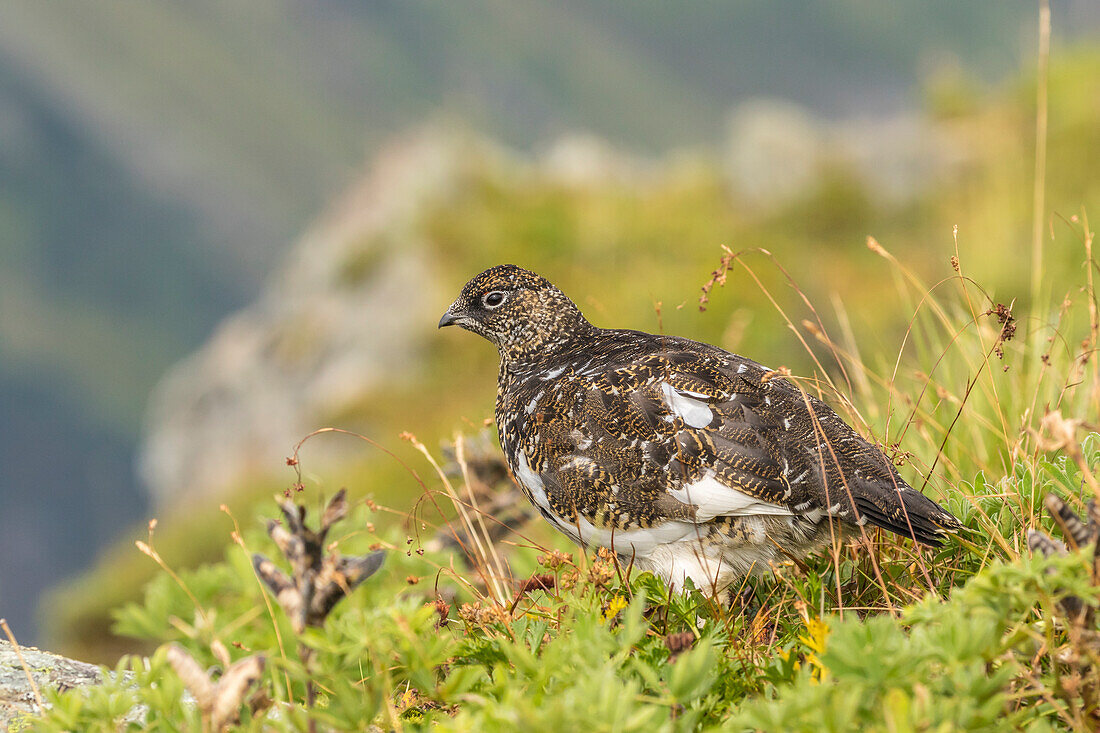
[438,264,960,597]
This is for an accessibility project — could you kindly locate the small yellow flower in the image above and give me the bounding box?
[798,617,830,682]
[601,594,628,623]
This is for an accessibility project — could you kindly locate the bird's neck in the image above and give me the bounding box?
[497,319,598,371]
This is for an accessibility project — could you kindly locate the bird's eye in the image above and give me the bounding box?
[482,291,507,308]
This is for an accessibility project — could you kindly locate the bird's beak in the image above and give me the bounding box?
[440,297,474,329]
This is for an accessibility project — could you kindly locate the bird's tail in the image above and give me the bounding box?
[850,478,962,546]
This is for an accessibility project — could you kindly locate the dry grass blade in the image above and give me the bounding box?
[406,432,512,607]
[454,434,514,594]
[1030,0,1051,303]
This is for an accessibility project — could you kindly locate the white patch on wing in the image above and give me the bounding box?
[576,359,602,376]
[667,471,793,521]
[658,382,713,429]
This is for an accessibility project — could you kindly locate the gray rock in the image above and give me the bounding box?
[0,639,104,729]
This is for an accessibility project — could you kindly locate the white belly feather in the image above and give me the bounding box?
[511,448,802,593]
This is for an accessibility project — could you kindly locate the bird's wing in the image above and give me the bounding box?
[555,337,957,545]
[571,346,793,521]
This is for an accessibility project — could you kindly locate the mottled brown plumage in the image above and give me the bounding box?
[440,265,960,594]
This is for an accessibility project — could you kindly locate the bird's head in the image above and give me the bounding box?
[439,264,593,362]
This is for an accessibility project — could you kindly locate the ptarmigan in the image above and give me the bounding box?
[439,264,959,596]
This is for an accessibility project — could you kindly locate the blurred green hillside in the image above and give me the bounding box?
[45,46,1100,661]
